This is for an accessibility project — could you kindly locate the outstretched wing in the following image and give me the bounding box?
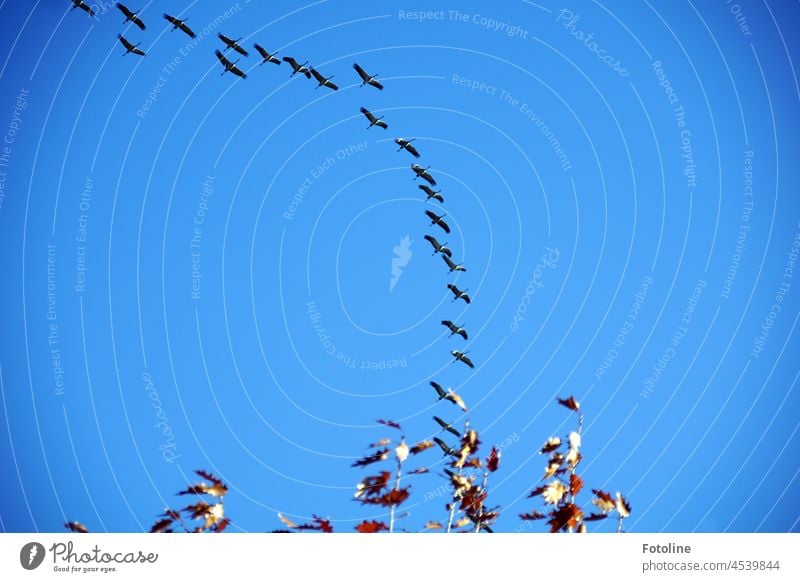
[359,107,376,123]
[353,63,369,82]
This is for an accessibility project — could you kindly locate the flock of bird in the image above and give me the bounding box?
[69,1,478,456]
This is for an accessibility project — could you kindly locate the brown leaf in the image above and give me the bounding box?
[410,440,434,455]
[424,521,443,530]
[149,518,174,533]
[569,474,583,496]
[616,492,631,518]
[486,447,500,472]
[527,485,547,498]
[556,396,580,412]
[540,437,562,454]
[355,520,388,533]
[351,448,390,468]
[583,513,609,522]
[358,487,410,508]
[591,489,616,513]
[377,419,402,431]
[277,513,298,529]
[354,471,391,499]
[519,510,546,520]
[65,521,88,533]
[547,503,583,533]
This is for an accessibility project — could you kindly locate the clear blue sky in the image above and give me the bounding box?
[0,0,799,533]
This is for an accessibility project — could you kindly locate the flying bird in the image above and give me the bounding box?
[423,234,451,258]
[164,14,196,38]
[451,350,474,369]
[71,0,95,16]
[215,50,247,78]
[442,255,466,274]
[310,68,338,91]
[117,34,145,56]
[433,437,458,457]
[430,381,467,411]
[411,164,436,185]
[283,56,311,78]
[218,33,249,56]
[352,63,383,90]
[447,284,471,304]
[116,3,145,29]
[433,416,461,437]
[425,210,450,234]
[419,184,444,203]
[254,44,280,65]
[359,107,387,129]
[442,320,468,340]
[395,138,420,158]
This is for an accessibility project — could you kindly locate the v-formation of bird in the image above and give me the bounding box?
[71,1,479,458]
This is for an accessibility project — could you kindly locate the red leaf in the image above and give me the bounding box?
[486,447,500,472]
[547,503,583,533]
[354,520,388,533]
[377,419,403,431]
[556,396,580,411]
[519,510,546,520]
[569,473,584,496]
[351,448,390,468]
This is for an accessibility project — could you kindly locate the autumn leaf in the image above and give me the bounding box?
[424,521,443,530]
[351,448,390,468]
[543,461,561,480]
[540,437,561,454]
[277,513,298,529]
[542,481,568,505]
[592,489,616,513]
[354,471,391,499]
[527,485,547,498]
[519,510,546,520]
[64,521,88,533]
[568,431,581,450]
[547,503,583,533]
[486,447,500,472]
[358,488,410,508]
[556,396,580,412]
[410,440,434,455]
[377,419,402,431]
[150,518,173,533]
[295,515,333,533]
[569,473,583,496]
[355,520,388,533]
[616,492,631,518]
[369,438,391,448]
[408,467,429,475]
[583,513,609,522]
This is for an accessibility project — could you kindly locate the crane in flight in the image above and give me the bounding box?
[254,44,280,65]
[425,210,450,234]
[451,350,474,368]
[442,320,468,340]
[447,284,471,304]
[310,68,338,91]
[117,34,145,56]
[71,0,94,16]
[395,138,420,158]
[215,50,247,79]
[411,164,436,185]
[218,33,249,56]
[116,3,145,29]
[352,63,383,90]
[419,184,443,203]
[430,381,467,411]
[359,107,387,129]
[163,14,196,38]
[282,56,311,78]
[442,255,466,274]
[423,235,451,258]
[433,416,461,437]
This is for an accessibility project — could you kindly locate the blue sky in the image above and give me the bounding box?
[0,0,799,533]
